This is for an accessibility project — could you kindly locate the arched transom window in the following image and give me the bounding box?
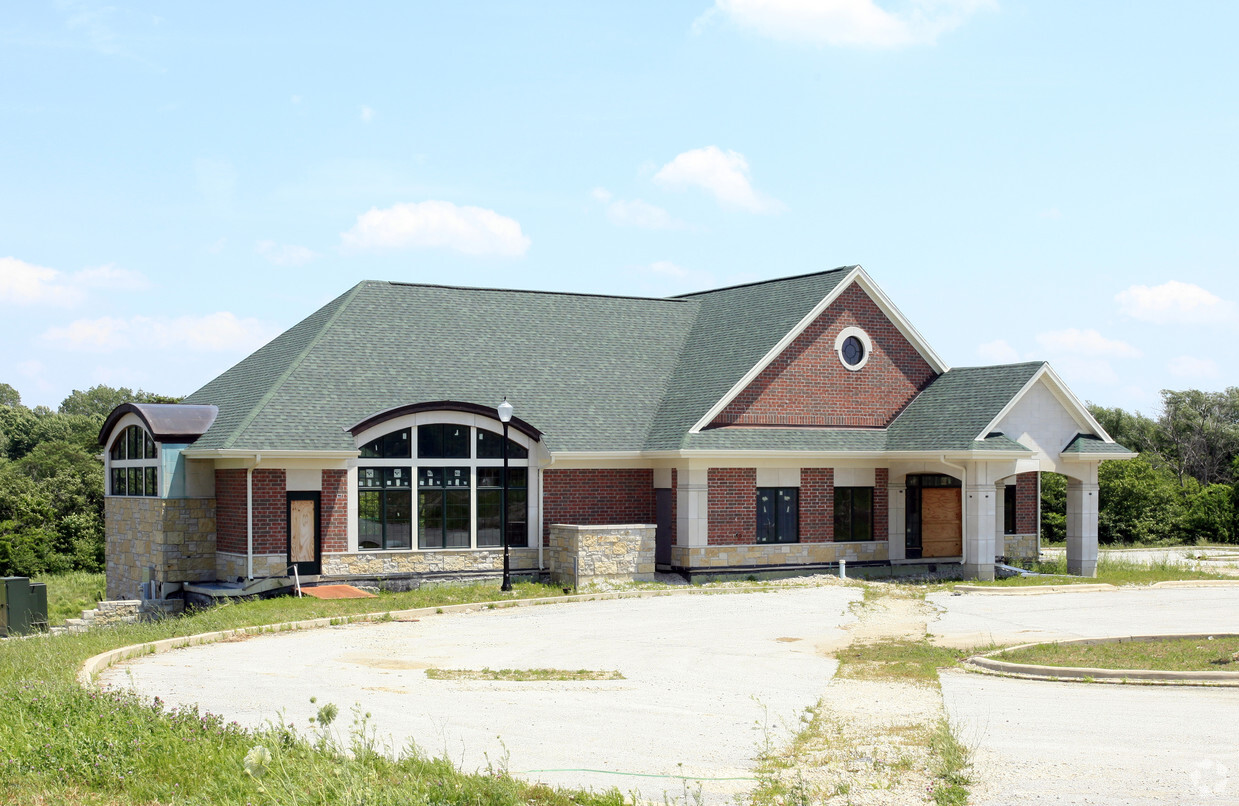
[356,422,530,551]
[108,424,159,497]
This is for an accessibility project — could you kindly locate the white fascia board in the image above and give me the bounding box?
[975,363,1114,443]
[181,449,360,461]
[666,448,1031,461]
[1060,450,1138,462]
[687,267,950,435]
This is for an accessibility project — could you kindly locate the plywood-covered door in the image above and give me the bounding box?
[920,487,962,558]
[287,493,320,575]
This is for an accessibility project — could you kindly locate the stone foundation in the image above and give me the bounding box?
[1002,533,1038,563]
[321,548,540,577]
[547,524,655,589]
[671,540,888,571]
[216,552,291,581]
[106,497,217,599]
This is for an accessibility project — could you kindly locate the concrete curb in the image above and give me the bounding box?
[77,582,848,688]
[954,583,1117,595]
[965,633,1239,686]
[1151,580,1239,588]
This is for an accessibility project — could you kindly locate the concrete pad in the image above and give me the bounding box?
[941,669,1239,805]
[99,586,860,802]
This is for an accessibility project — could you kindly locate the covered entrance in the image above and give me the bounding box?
[905,474,962,559]
[287,492,321,575]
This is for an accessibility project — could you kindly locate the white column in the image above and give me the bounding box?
[887,482,906,560]
[677,467,709,548]
[1066,480,1100,577]
[963,483,996,580]
[993,482,1006,560]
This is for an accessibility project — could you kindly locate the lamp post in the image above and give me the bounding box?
[497,397,514,592]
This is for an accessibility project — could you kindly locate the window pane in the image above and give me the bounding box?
[358,467,382,489]
[853,488,872,541]
[128,468,141,496]
[477,489,501,547]
[418,490,444,548]
[112,467,125,495]
[445,490,470,548]
[477,467,503,488]
[507,467,527,489]
[756,489,776,543]
[476,428,502,459]
[144,467,158,497]
[358,491,382,549]
[1004,485,1017,535]
[417,424,444,458]
[834,488,851,540]
[128,427,141,460]
[144,432,156,459]
[385,491,412,550]
[443,466,470,488]
[418,467,444,488]
[383,467,410,488]
[506,489,528,546]
[110,436,124,461]
[442,425,469,458]
[778,489,798,542]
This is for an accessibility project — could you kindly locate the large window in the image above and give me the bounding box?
[756,487,798,543]
[357,421,529,552]
[108,424,158,497]
[1003,484,1017,535]
[834,487,873,541]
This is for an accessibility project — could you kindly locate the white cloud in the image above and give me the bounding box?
[591,188,684,229]
[42,313,278,354]
[256,240,317,267]
[708,0,993,48]
[653,146,784,213]
[1035,328,1142,358]
[1115,280,1236,326]
[1168,355,1220,380]
[341,201,531,257]
[360,105,374,123]
[0,257,85,305]
[74,263,149,290]
[976,339,1019,363]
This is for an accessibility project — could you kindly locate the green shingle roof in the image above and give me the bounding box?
[181,272,1103,457]
[1062,434,1136,456]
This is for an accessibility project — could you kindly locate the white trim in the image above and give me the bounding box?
[976,363,1115,443]
[834,326,872,371]
[1060,450,1138,462]
[181,449,360,460]
[687,267,949,433]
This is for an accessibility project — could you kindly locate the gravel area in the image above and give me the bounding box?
[99,584,860,803]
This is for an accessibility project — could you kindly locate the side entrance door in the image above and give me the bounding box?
[655,488,673,568]
[905,474,963,559]
[287,492,321,576]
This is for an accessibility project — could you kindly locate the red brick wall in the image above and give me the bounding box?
[1015,472,1038,534]
[213,468,287,555]
[874,468,889,542]
[712,283,938,428]
[542,468,656,544]
[322,469,348,552]
[800,468,834,542]
[708,468,756,545]
[215,469,247,554]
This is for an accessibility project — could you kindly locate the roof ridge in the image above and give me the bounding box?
[380,280,693,304]
[670,266,857,299]
[946,360,1047,371]
[219,282,367,450]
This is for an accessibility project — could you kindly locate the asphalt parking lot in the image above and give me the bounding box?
[101,583,1239,804]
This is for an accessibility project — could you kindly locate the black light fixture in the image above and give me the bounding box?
[497,397,514,592]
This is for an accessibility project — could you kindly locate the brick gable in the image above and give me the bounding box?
[711,283,938,428]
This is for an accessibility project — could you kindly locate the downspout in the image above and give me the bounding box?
[247,453,263,580]
[940,456,967,564]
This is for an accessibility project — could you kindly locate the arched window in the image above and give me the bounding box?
[108,424,159,497]
[357,422,529,551]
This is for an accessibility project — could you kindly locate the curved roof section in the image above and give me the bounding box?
[99,403,219,446]
[347,401,543,442]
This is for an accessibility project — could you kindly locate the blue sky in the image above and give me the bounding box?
[1,1,1235,415]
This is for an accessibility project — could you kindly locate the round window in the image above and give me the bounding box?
[841,335,865,367]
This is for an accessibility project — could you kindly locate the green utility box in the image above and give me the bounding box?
[0,577,49,637]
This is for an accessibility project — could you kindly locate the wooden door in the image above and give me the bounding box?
[287,494,320,575]
[920,487,962,558]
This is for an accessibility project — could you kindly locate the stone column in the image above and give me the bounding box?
[886,482,906,560]
[993,482,1007,560]
[962,483,996,580]
[676,468,709,548]
[1066,480,1099,577]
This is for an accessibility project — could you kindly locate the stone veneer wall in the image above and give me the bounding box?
[671,540,887,571]
[216,552,291,581]
[547,524,655,589]
[321,548,540,577]
[105,497,216,599]
[1003,533,1038,562]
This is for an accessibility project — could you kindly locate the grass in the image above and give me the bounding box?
[996,635,1239,672]
[961,552,1233,587]
[425,667,624,681]
[31,570,105,625]
[835,638,972,684]
[0,580,632,806]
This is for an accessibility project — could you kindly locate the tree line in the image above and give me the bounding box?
[1042,388,1239,545]
[0,383,178,576]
